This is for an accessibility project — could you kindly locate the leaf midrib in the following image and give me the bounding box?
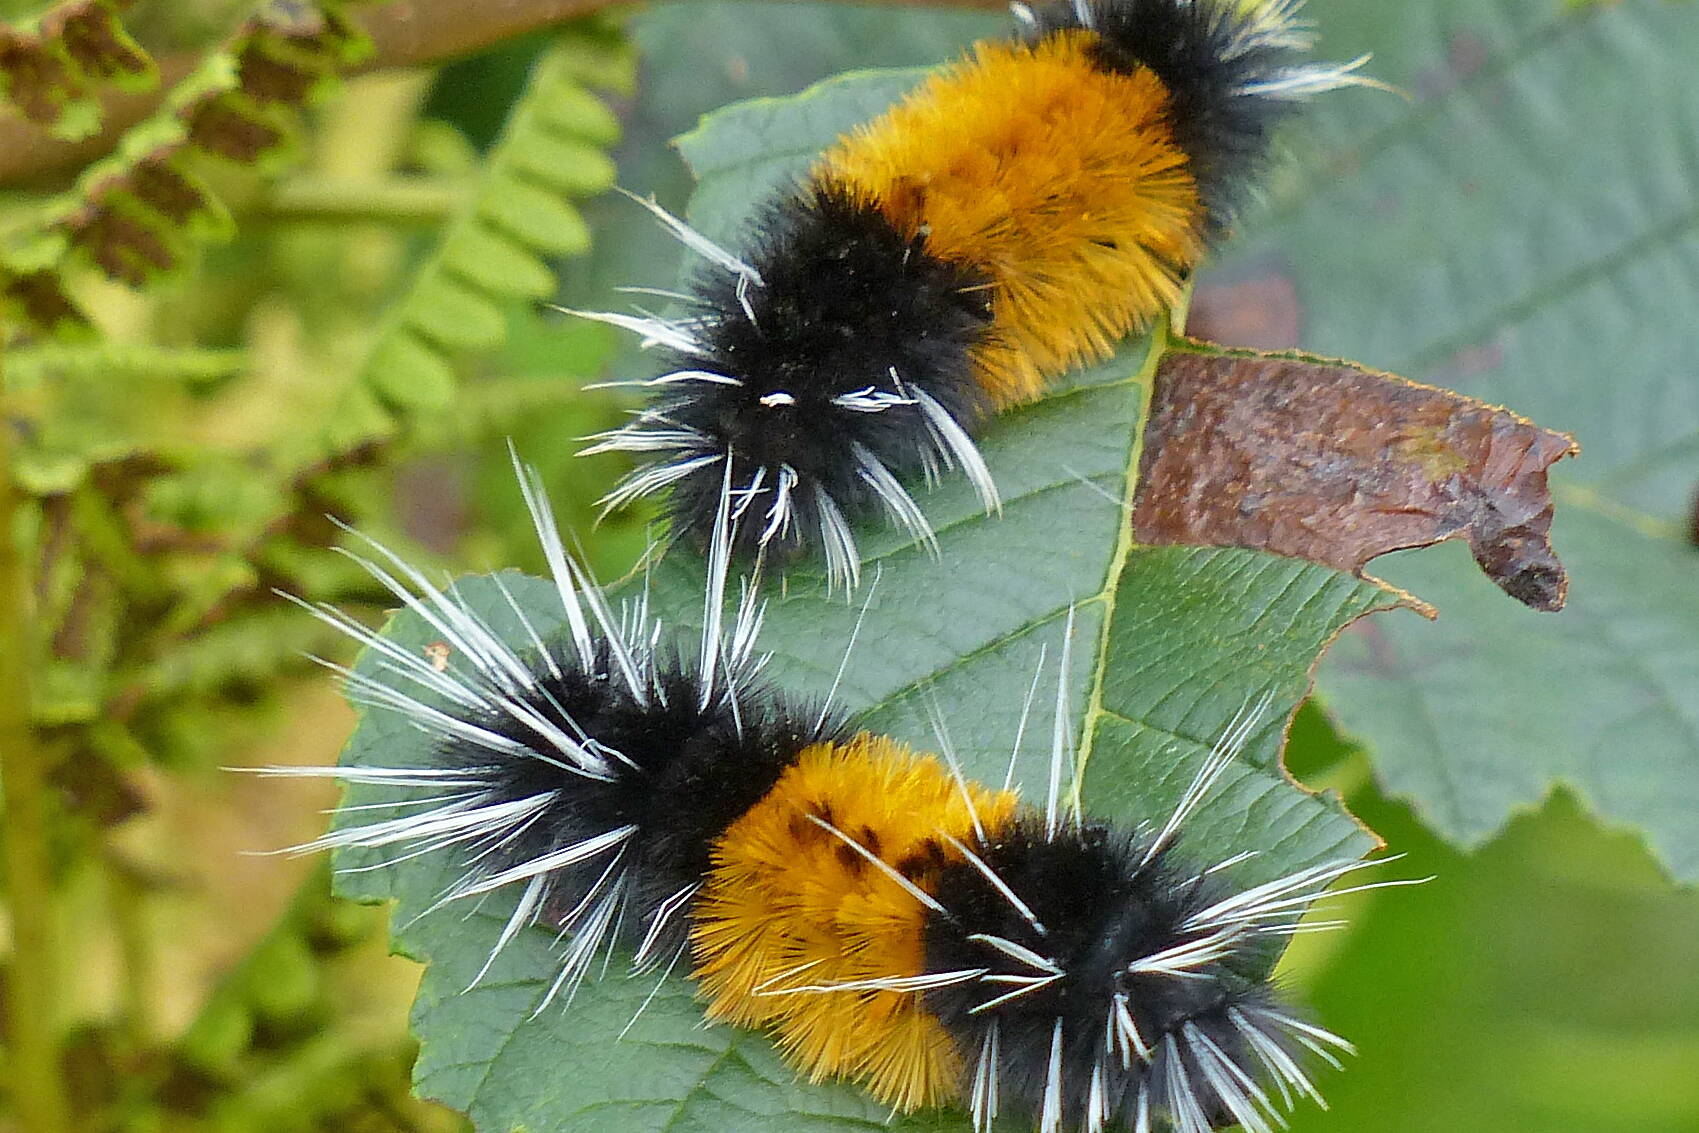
[1553,482,1689,544]
[1072,327,1168,797]
[1401,196,1699,376]
[1261,0,1603,231]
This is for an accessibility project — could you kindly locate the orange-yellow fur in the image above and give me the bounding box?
[818,33,1204,408]
[690,735,1018,1110]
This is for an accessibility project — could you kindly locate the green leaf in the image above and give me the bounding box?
[2,343,250,492]
[2,0,368,304]
[403,271,508,353]
[478,178,592,254]
[365,329,456,411]
[1204,0,1699,876]
[502,129,618,194]
[441,226,557,300]
[334,65,1403,1132]
[3,342,246,388]
[1278,737,1699,1133]
[534,83,623,144]
[675,68,930,243]
[0,0,157,139]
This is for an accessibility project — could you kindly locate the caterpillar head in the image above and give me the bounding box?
[922,815,1357,1133]
[580,182,998,589]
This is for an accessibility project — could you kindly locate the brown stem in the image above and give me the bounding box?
[358,0,615,68]
[0,0,1005,186]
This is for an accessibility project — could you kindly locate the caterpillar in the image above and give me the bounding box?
[575,0,1376,587]
[266,457,1405,1133]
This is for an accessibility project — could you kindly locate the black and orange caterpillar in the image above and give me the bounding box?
[577,0,1374,585]
[271,459,1399,1133]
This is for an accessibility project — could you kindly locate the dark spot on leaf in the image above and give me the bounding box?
[395,457,468,555]
[1342,620,1405,679]
[1449,32,1491,83]
[1413,30,1493,100]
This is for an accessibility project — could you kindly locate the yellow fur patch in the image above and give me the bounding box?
[690,735,1018,1111]
[818,33,1204,407]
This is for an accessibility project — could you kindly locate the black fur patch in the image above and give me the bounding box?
[923,815,1300,1130]
[659,180,995,559]
[1029,0,1304,234]
[446,641,843,954]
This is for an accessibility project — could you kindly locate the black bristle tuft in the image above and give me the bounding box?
[659,180,995,561]
[293,467,861,1003]
[451,642,844,954]
[924,814,1311,1131]
[1027,0,1311,234]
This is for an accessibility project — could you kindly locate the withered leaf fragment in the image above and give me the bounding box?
[1132,350,1579,611]
[0,0,154,134]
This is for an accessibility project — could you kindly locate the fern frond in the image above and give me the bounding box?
[6,341,247,387]
[2,0,376,322]
[4,343,249,493]
[132,603,343,699]
[352,22,632,423]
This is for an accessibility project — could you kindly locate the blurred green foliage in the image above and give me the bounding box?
[3,1,1697,1132]
[1283,704,1699,1133]
[2,3,643,1130]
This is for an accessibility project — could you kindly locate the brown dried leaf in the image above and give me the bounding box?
[54,0,150,82]
[234,42,323,105]
[2,268,88,332]
[0,30,77,123]
[1132,349,1580,611]
[76,202,173,284]
[179,98,285,162]
[0,0,153,131]
[124,159,206,224]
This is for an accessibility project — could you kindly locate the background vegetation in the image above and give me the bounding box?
[3,1,1696,1131]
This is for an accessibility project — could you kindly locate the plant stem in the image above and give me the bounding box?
[255,176,469,226]
[0,376,70,1131]
[107,850,156,1052]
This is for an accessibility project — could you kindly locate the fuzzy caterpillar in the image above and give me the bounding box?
[268,458,1407,1133]
[578,0,1376,588]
